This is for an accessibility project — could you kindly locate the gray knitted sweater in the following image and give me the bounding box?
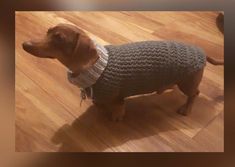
[68,41,206,102]
[91,41,206,102]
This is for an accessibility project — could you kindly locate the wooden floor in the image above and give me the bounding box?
[15,12,224,152]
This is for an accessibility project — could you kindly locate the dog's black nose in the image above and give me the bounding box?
[22,41,33,52]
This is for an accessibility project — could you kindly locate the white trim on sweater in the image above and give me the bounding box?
[67,40,109,99]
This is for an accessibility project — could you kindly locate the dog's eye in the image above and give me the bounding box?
[52,32,66,43]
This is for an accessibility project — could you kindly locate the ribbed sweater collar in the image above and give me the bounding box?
[67,40,109,89]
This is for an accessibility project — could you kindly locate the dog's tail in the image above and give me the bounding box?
[206,56,224,65]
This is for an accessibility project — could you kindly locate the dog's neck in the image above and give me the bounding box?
[67,40,109,89]
[67,39,99,77]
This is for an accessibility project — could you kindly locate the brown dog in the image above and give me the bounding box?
[22,24,223,121]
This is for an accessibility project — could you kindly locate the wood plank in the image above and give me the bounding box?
[153,28,224,60]
[193,112,224,152]
[56,12,161,43]
[154,19,223,46]
[16,69,109,152]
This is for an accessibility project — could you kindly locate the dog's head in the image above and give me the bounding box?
[22,24,99,73]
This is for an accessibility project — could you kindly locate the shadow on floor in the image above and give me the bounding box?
[51,88,221,152]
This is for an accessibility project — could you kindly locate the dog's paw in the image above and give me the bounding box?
[112,114,124,122]
[111,110,125,122]
[177,104,188,116]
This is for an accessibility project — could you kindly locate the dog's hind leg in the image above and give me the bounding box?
[177,91,199,116]
[177,69,204,116]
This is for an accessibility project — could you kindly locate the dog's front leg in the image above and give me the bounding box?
[111,99,125,122]
[93,99,125,121]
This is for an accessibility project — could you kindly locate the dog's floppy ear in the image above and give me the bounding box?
[72,33,99,71]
